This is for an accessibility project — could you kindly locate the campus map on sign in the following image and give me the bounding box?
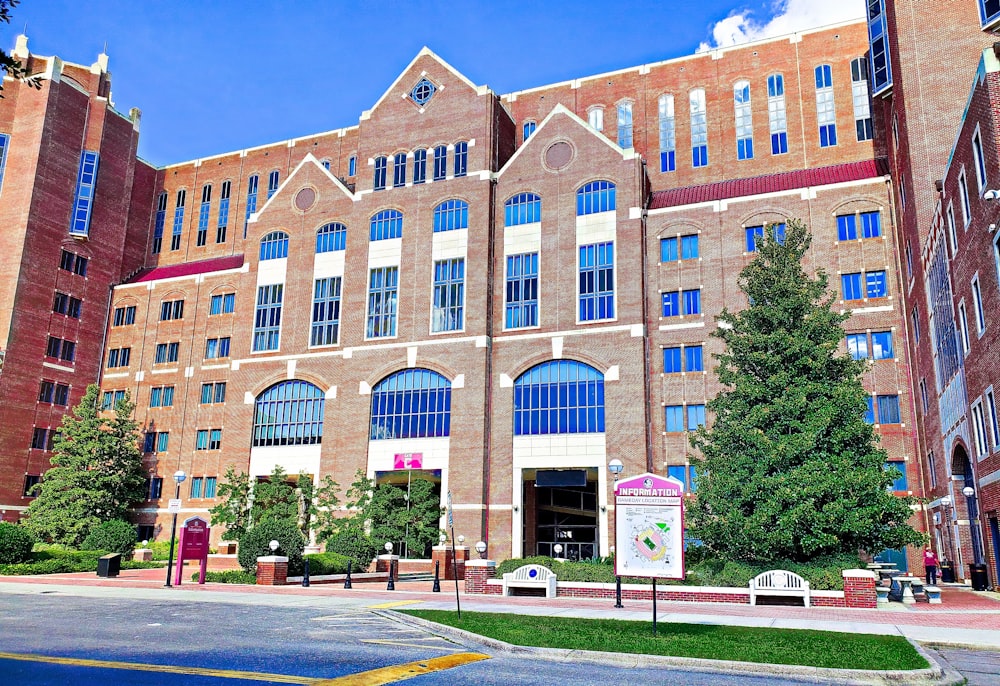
[614,473,685,580]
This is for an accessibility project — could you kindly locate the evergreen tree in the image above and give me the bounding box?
[25,384,147,546]
[688,220,922,563]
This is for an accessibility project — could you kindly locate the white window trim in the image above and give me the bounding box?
[985,386,1000,451]
[973,125,987,193]
[971,399,989,459]
[959,168,972,227]
[587,106,604,132]
[947,203,958,256]
[972,273,986,336]
[575,242,618,326]
[958,300,971,355]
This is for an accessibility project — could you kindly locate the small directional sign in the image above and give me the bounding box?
[446,490,454,529]
[167,499,182,514]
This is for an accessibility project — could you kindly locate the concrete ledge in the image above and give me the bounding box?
[386,611,961,686]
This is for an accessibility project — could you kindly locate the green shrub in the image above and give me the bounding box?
[0,522,36,564]
[304,551,352,575]
[238,519,304,575]
[323,529,380,571]
[147,539,178,560]
[191,569,257,584]
[31,544,103,562]
[81,520,137,556]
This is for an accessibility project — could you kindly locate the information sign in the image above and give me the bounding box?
[614,473,685,580]
[167,499,182,514]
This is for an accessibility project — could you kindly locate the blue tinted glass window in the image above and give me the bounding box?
[680,234,699,260]
[70,151,100,236]
[868,0,893,95]
[370,209,403,241]
[316,222,347,253]
[311,277,342,346]
[413,149,426,184]
[432,258,465,332]
[505,193,541,226]
[253,380,325,447]
[683,289,701,315]
[252,284,283,352]
[846,333,868,360]
[662,292,680,317]
[842,273,863,300]
[886,461,907,491]
[366,267,398,338]
[665,405,684,432]
[505,253,538,328]
[667,465,687,489]
[433,146,447,180]
[373,156,387,190]
[660,237,678,262]
[454,141,468,177]
[663,347,682,373]
[866,270,887,298]
[157,432,169,453]
[877,394,901,424]
[244,174,258,238]
[863,396,875,424]
[685,345,703,372]
[872,331,894,359]
[259,231,288,260]
[434,200,469,232]
[837,214,858,240]
[0,133,10,196]
[861,211,881,238]
[371,369,452,439]
[513,361,604,436]
[687,404,706,431]
[393,153,407,188]
[579,242,614,321]
[576,181,616,216]
[267,170,279,199]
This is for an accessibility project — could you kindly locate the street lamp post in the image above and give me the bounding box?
[385,541,395,591]
[940,496,954,581]
[164,470,186,588]
[475,541,487,559]
[608,459,624,609]
[962,486,988,590]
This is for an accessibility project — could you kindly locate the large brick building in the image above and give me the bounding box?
[0,8,992,582]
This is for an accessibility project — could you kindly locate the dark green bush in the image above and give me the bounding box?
[0,556,160,575]
[322,529,380,571]
[304,551,352,575]
[191,569,257,584]
[0,522,36,564]
[238,520,304,575]
[81,520,137,556]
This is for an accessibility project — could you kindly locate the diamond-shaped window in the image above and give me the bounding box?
[411,78,436,106]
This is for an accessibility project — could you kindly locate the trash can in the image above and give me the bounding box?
[96,553,121,578]
[969,563,989,591]
[939,562,955,583]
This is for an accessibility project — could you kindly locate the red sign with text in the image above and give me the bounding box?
[173,516,211,586]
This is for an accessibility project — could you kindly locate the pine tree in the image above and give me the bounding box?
[688,220,922,563]
[25,384,147,546]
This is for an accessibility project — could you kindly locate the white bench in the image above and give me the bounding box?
[749,570,810,607]
[502,564,557,598]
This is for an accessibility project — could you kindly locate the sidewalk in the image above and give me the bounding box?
[2,569,999,649]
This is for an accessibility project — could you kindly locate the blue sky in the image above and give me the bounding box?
[6,1,864,165]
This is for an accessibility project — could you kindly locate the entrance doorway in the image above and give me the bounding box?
[523,469,598,560]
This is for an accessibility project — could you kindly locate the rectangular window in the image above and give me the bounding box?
[871,331,894,359]
[578,242,614,322]
[53,292,82,318]
[687,404,706,431]
[905,241,913,278]
[101,390,125,410]
[107,347,131,369]
[911,307,920,343]
[113,306,136,326]
[149,386,175,408]
[201,382,227,404]
[959,302,971,354]
[734,82,754,160]
[147,476,163,499]
[373,156,387,190]
[0,132,9,196]
[886,461,907,491]
[216,180,230,243]
[660,237,678,262]
[972,275,986,335]
[311,276,342,346]
[876,394,901,424]
[746,223,785,252]
[393,152,406,187]
[159,299,184,321]
[454,141,468,177]
[197,184,211,246]
[154,342,179,364]
[928,451,938,488]
[31,428,55,451]
[947,204,958,256]
[987,389,1000,449]
[920,379,929,413]
[59,249,75,272]
[366,267,398,338]
[846,333,868,360]
[667,465,687,490]
[866,270,887,298]
[204,336,231,359]
[433,146,447,180]
[658,94,676,172]
[588,108,604,131]
[690,89,708,167]
[767,74,788,155]
[664,405,684,432]
[972,401,989,457]
[38,381,70,406]
[681,234,699,260]
[348,156,357,177]
[851,58,873,142]
[204,476,217,498]
[505,253,538,329]
[152,192,167,254]
[685,345,704,372]
[252,285,283,352]
[209,293,235,315]
[157,431,170,453]
[868,0,893,94]
[433,258,466,332]
[683,289,701,315]
[190,476,203,497]
[662,291,680,317]
[171,189,186,251]
[861,211,881,238]
[143,432,155,453]
[815,65,837,147]
[863,396,875,424]
[842,273,863,300]
[267,170,279,199]
[45,337,76,362]
[523,121,536,141]
[70,151,100,236]
[837,214,858,240]
[617,101,633,148]
[663,347,682,373]
[244,174,258,238]
[974,129,987,192]
[23,474,41,497]
[413,149,426,184]
[959,171,971,226]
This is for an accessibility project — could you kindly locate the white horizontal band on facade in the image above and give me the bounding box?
[496,323,638,343]
[232,334,484,367]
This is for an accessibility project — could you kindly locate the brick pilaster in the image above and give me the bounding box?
[842,569,877,608]
[464,559,496,594]
[256,555,288,586]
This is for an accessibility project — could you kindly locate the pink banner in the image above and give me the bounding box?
[393,452,423,469]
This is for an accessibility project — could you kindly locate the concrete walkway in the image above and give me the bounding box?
[2,569,999,650]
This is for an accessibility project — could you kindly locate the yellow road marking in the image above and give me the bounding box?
[361,638,461,651]
[0,651,309,683]
[312,653,490,686]
[366,599,422,609]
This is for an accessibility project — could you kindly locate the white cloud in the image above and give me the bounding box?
[698,0,866,52]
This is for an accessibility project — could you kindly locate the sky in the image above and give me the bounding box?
[7,1,865,166]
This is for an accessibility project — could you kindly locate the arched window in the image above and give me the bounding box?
[505,193,541,226]
[576,181,616,216]
[433,199,469,232]
[370,209,403,241]
[316,222,347,253]
[259,231,288,260]
[616,100,633,148]
[370,369,452,440]
[513,360,605,435]
[252,380,325,447]
[815,64,837,147]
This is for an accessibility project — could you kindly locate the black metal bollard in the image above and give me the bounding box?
[614,575,623,608]
[432,559,441,593]
[344,559,353,589]
[387,557,396,591]
[302,558,310,587]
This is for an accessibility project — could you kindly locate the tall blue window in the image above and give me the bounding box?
[734,81,754,160]
[370,369,452,440]
[433,145,447,180]
[872,331,894,359]
[0,133,9,196]
[196,184,211,247]
[685,345,704,372]
[413,149,427,184]
[311,276,341,346]
[454,141,468,177]
[152,192,167,254]
[981,0,1000,28]
[768,74,788,155]
[837,214,858,240]
[523,121,536,141]
[886,461,907,491]
[665,405,684,431]
[393,152,407,187]
[861,211,881,238]
[661,237,679,262]
[252,284,283,352]
[366,266,398,338]
[658,94,676,172]
[374,156,387,190]
[577,180,616,215]
[217,180,230,243]
[866,270,887,298]
[267,170,280,199]
[505,193,541,226]
[667,465,698,493]
[370,209,403,241]
[316,222,347,253]
[70,151,100,236]
[681,234,699,259]
[253,380,325,447]
[815,65,837,147]
[877,394,901,424]
[745,223,786,252]
[663,347,682,373]
[841,273,863,300]
[864,396,875,424]
[432,258,465,332]
[348,156,357,177]
[579,242,614,321]
[513,360,604,435]
[687,404,706,430]
[868,0,893,95]
[259,231,288,260]
[683,289,701,315]
[617,101,633,148]
[170,189,185,250]
[433,200,468,232]
[244,174,258,238]
[662,291,680,317]
[505,252,538,329]
[690,89,708,167]
[846,333,868,360]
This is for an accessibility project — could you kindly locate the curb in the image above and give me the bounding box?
[382,611,964,686]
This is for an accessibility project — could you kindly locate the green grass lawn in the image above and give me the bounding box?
[402,610,928,671]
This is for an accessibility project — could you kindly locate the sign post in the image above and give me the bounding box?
[173,516,211,586]
[447,490,461,619]
[613,473,685,635]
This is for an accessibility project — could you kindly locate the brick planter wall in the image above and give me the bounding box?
[464,559,496,593]
[256,556,288,586]
[842,569,877,608]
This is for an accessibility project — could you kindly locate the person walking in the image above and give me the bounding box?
[923,547,939,585]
